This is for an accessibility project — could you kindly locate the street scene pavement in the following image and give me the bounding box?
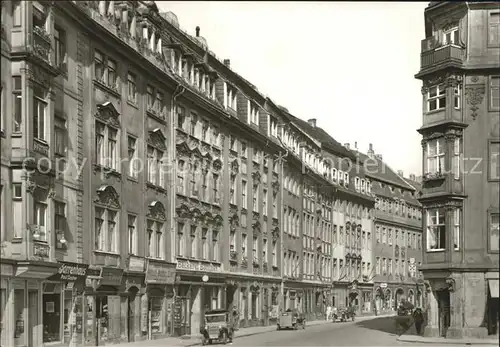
[226,317,460,347]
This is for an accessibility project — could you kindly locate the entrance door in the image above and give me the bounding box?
[437,290,450,337]
[28,290,38,347]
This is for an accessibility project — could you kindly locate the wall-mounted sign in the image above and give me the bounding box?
[176,259,221,273]
[380,283,387,288]
[98,267,123,286]
[48,261,89,283]
[145,260,176,284]
[128,256,145,272]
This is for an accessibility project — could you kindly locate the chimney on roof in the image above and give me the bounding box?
[410,174,416,181]
[308,118,317,128]
[367,143,374,159]
[223,59,230,68]
[344,143,350,150]
[398,170,404,177]
[195,26,200,37]
[354,142,358,150]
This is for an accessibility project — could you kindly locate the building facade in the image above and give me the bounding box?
[353,144,424,314]
[415,1,499,339]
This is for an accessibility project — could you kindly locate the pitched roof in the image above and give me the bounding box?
[284,114,357,160]
[355,151,416,192]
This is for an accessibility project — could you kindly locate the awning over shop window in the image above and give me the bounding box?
[488,279,499,298]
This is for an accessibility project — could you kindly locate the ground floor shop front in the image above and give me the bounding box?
[373,281,424,314]
[0,258,178,347]
[331,280,374,316]
[423,270,499,339]
[283,279,331,321]
[173,267,282,336]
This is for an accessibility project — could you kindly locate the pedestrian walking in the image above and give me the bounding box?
[413,308,424,335]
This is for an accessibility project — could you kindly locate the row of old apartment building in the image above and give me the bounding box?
[0,1,425,346]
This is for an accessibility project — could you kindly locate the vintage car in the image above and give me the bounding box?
[277,309,306,330]
[200,309,234,345]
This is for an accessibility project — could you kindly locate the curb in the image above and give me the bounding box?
[396,335,499,346]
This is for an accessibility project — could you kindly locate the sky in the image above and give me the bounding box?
[156,1,428,177]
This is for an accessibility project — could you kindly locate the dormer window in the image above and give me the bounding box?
[172,51,182,75]
[332,168,337,182]
[249,102,259,125]
[225,83,237,110]
[361,179,366,193]
[197,70,205,91]
[269,116,278,137]
[443,27,459,46]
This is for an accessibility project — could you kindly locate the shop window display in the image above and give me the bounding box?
[43,284,61,342]
[14,289,25,346]
[96,296,109,342]
[149,297,163,335]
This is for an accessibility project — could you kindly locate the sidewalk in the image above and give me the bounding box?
[397,334,499,346]
[95,313,393,347]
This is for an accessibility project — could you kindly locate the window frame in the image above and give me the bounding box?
[33,90,47,141]
[147,144,165,187]
[487,209,500,253]
[95,120,119,171]
[426,207,446,252]
[442,27,460,46]
[128,214,137,255]
[127,72,137,103]
[426,138,445,175]
[54,25,67,69]
[488,139,500,182]
[489,76,500,111]
[487,11,500,48]
[427,84,446,112]
[94,206,119,253]
[453,208,460,251]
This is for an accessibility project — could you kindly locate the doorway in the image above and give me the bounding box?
[127,288,138,342]
[436,290,450,337]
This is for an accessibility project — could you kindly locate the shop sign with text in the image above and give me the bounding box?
[48,262,89,283]
[176,259,221,273]
[145,260,176,284]
[99,267,124,286]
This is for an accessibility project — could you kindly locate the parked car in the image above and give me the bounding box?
[277,309,306,330]
[200,309,234,345]
[333,307,355,322]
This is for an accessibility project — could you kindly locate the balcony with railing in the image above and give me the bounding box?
[420,37,465,71]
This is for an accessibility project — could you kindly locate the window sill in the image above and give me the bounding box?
[93,164,122,180]
[94,79,121,98]
[127,100,138,109]
[94,250,120,256]
[426,248,445,253]
[146,109,167,123]
[425,108,445,115]
[127,176,139,183]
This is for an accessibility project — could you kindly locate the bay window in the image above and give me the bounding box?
[269,116,278,137]
[490,76,500,110]
[453,209,460,250]
[452,137,461,179]
[13,76,22,132]
[489,140,500,181]
[426,208,445,251]
[95,207,118,253]
[426,138,445,175]
[489,212,499,252]
[95,121,118,170]
[33,86,47,141]
[443,27,459,45]
[453,84,461,109]
[427,84,446,112]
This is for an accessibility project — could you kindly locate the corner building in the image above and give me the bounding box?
[415,1,499,339]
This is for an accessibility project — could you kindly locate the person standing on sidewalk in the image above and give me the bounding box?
[232,306,240,331]
[412,308,424,335]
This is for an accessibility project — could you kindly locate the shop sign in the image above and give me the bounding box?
[98,267,124,286]
[380,282,387,288]
[127,256,145,272]
[48,262,89,283]
[176,259,221,273]
[145,260,176,284]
